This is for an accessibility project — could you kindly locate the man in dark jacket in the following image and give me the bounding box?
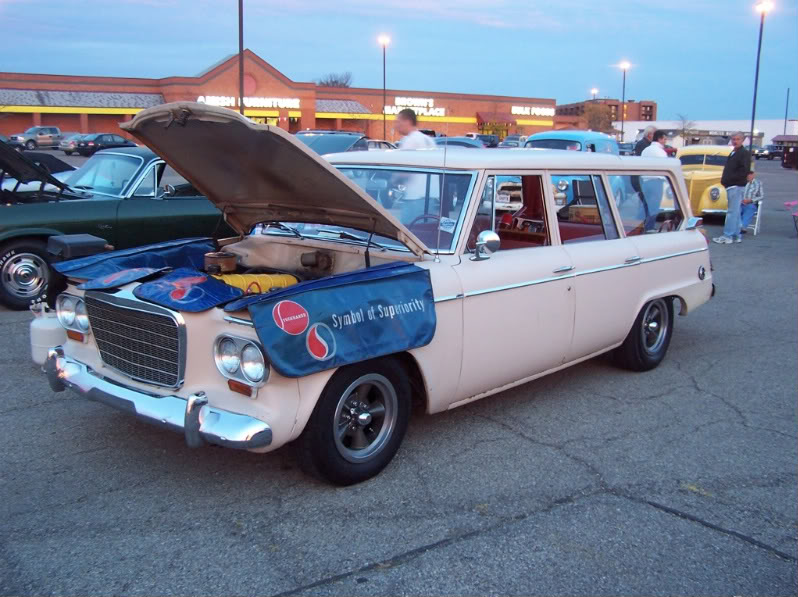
[713,132,751,244]
[634,126,656,155]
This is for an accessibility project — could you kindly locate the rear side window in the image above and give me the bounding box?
[551,174,618,244]
[678,155,704,166]
[608,174,684,235]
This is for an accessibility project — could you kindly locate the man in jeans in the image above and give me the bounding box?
[713,132,751,244]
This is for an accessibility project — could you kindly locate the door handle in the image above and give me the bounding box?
[624,256,642,264]
[552,265,574,274]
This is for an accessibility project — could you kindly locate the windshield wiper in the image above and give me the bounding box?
[318,229,385,250]
[263,222,304,238]
[73,184,94,190]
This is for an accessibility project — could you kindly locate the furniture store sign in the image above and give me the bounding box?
[197,96,301,109]
[384,96,445,117]
[511,105,556,117]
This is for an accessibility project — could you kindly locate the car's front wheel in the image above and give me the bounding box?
[614,297,674,371]
[297,358,411,485]
[64,151,72,156]
[24,140,36,150]
[0,239,50,310]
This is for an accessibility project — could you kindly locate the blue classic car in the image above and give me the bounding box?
[525,130,620,155]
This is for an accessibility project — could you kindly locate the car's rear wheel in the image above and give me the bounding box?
[24,140,36,150]
[297,358,411,485]
[0,240,50,310]
[64,151,72,156]
[614,298,673,371]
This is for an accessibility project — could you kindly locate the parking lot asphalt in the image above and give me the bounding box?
[1,158,796,596]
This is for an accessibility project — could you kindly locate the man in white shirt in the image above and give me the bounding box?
[395,108,436,149]
[640,130,668,158]
[393,109,437,223]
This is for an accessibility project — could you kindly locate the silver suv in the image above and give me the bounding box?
[9,126,62,150]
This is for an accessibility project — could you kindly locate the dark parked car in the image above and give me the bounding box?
[1,135,25,152]
[59,133,85,155]
[295,130,369,155]
[434,136,484,148]
[0,144,231,309]
[618,142,635,156]
[76,133,136,156]
[476,134,499,147]
[754,144,784,160]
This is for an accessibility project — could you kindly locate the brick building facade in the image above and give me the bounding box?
[0,50,563,143]
[556,98,657,124]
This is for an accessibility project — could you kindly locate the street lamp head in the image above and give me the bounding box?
[378,34,391,47]
[590,87,599,96]
[755,1,774,13]
[618,60,631,71]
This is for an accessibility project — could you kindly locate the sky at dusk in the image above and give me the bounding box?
[2,0,796,121]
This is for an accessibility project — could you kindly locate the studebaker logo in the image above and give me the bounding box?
[306,323,336,361]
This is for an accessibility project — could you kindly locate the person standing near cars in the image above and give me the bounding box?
[641,130,669,158]
[713,132,751,244]
[393,109,436,222]
[395,109,436,149]
[634,125,656,155]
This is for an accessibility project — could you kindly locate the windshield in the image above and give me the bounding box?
[525,138,582,151]
[24,127,39,134]
[679,154,705,166]
[705,155,728,166]
[295,133,361,155]
[262,166,475,252]
[65,153,142,196]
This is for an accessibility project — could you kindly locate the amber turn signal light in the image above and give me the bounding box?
[228,379,253,397]
[66,329,85,342]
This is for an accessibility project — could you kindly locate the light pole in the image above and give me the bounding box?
[749,1,773,151]
[591,87,598,101]
[378,35,390,140]
[618,61,631,141]
[238,0,244,116]
[785,87,790,135]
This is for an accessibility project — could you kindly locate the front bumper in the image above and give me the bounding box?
[700,208,728,215]
[45,346,272,450]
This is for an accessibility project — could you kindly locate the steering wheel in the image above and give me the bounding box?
[408,214,442,229]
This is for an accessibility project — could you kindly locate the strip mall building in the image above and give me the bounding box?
[0,50,562,142]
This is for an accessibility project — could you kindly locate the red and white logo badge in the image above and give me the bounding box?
[272,300,309,335]
[306,323,336,361]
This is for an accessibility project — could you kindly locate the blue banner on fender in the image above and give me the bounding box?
[133,268,242,312]
[246,263,436,377]
[77,267,169,290]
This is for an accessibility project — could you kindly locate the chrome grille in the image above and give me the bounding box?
[85,293,183,388]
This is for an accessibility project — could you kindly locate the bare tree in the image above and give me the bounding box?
[316,72,353,88]
[676,113,696,142]
[583,103,613,133]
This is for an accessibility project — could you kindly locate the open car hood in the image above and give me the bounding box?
[0,141,67,189]
[120,102,429,256]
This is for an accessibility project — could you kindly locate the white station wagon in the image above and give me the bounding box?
[45,103,714,485]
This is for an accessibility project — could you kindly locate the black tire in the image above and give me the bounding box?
[297,357,411,485]
[24,140,36,150]
[0,239,51,310]
[64,151,72,156]
[768,156,774,160]
[614,298,674,372]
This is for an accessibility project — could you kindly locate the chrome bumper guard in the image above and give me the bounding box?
[45,346,272,450]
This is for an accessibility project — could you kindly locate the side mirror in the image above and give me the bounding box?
[685,216,702,230]
[470,230,500,261]
[163,184,176,197]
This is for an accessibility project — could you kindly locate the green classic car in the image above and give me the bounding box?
[0,143,232,309]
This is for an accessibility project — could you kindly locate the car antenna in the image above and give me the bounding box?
[433,133,449,263]
[364,219,376,268]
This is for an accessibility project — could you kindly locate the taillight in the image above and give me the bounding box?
[88,142,94,146]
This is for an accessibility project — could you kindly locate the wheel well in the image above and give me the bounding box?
[1,235,51,252]
[671,295,687,316]
[391,352,428,411]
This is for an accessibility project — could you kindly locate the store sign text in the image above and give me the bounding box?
[511,105,556,117]
[197,96,300,109]
[384,96,445,117]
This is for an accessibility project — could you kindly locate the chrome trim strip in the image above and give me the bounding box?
[460,247,708,298]
[434,294,464,303]
[224,315,255,327]
[45,347,272,450]
[85,290,187,389]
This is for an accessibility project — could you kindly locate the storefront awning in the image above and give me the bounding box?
[477,112,515,125]
[315,99,370,114]
[0,88,164,108]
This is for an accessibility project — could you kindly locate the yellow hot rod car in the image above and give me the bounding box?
[676,145,752,216]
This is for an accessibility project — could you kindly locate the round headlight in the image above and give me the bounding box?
[241,343,266,383]
[218,338,240,373]
[710,187,721,202]
[57,295,76,327]
[75,300,89,331]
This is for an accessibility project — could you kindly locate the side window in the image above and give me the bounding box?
[351,138,368,151]
[466,174,550,252]
[551,174,617,244]
[608,174,684,235]
[132,166,157,198]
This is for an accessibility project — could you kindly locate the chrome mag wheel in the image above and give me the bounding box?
[2,251,48,300]
[333,373,397,463]
[640,298,669,355]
